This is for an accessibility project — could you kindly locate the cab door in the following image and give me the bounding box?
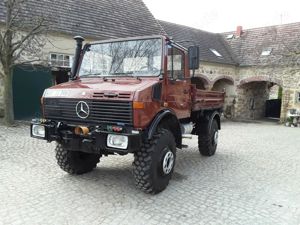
[165,44,191,119]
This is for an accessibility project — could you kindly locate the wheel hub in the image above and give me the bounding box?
[162,150,174,175]
[213,131,219,145]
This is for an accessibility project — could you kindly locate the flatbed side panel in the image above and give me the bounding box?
[192,89,225,111]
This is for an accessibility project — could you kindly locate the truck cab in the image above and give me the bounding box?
[31,35,224,194]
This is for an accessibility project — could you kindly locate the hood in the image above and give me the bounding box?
[43,77,159,100]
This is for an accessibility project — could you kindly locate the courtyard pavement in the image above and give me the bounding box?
[0,121,299,225]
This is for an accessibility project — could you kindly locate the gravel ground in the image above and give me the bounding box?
[0,121,299,225]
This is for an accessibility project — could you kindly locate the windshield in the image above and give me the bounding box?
[79,38,163,77]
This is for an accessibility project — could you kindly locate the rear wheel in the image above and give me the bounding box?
[198,119,219,156]
[133,129,176,194]
[55,144,101,175]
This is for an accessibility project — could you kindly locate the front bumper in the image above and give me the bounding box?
[30,119,142,154]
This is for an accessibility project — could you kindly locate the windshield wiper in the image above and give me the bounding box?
[80,74,103,78]
[108,72,143,80]
[111,72,134,76]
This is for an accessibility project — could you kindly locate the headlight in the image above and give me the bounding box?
[32,125,46,138]
[107,134,128,149]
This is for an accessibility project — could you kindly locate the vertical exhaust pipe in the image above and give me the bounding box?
[71,36,85,79]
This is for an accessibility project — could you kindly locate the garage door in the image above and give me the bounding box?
[13,65,53,120]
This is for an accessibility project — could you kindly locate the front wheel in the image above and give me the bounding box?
[133,129,176,194]
[55,144,101,175]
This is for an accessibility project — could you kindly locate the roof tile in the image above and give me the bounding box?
[158,20,237,65]
[0,0,163,39]
[222,23,300,66]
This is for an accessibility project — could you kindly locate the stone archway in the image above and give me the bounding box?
[191,74,211,90]
[212,76,235,92]
[236,76,283,120]
[212,75,235,87]
[238,76,283,87]
[211,76,235,118]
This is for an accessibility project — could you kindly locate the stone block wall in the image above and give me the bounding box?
[269,85,280,99]
[235,82,269,119]
[281,89,300,117]
[281,89,293,119]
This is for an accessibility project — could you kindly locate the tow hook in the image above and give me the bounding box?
[74,126,90,136]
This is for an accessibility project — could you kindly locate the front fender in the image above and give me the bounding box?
[209,111,221,130]
[147,110,182,148]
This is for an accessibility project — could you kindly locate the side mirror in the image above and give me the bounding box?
[188,46,200,70]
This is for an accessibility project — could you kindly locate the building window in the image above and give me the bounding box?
[261,48,272,56]
[50,53,73,68]
[209,48,222,57]
[226,34,234,39]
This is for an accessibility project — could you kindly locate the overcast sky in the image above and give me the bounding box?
[143,0,300,33]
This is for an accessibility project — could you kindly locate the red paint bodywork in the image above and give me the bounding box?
[43,36,224,129]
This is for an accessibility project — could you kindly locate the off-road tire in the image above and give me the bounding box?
[198,119,219,156]
[55,144,101,175]
[133,129,176,194]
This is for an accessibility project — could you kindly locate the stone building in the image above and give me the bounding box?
[160,21,300,121]
[0,0,299,121]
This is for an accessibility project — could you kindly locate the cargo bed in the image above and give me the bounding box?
[192,88,225,111]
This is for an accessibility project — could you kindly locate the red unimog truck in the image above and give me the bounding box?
[31,35,224,194]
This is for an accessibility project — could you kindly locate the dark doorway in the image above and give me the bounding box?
[52,69,69,84]
[236,80,282,120]
[265,99,282,118]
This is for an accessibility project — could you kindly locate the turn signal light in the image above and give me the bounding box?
[107,125,123,132]
[112,126,123,132]
[133,101,145,109]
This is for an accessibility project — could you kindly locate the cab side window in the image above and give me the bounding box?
[167,45,185,80]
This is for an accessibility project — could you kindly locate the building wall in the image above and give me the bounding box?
[0,24,4,117]
[0,29,98,118]
[194,62,300,121]
[269,85,280,99]
[212,80,235,106]
[197,62,237,85]
[238,66,300,121]
[194,62,237,116]
[235,82,269,119]
[0,30,299,121]
[0,75,3,117]
[40,32,97,65]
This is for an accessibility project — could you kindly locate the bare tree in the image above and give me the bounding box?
[0,0,50,125]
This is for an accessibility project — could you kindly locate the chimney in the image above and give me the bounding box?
[236,26,243,37]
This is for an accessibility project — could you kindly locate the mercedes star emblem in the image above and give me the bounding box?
[76,101,90,119]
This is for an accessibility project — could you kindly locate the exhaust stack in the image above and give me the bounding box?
[71,36,85,78]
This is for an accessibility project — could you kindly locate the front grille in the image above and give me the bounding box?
[44,98,133,125]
